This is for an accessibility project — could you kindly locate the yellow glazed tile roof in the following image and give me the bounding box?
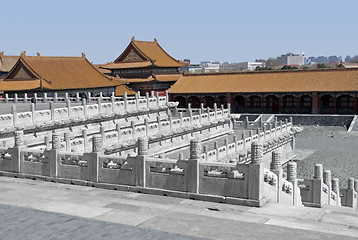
[168,69,358,94]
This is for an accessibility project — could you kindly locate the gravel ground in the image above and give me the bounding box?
[295,126,358,188]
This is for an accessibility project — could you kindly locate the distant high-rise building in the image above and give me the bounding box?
[277,53,306,66]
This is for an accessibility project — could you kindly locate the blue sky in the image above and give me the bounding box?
[1,0,357,63]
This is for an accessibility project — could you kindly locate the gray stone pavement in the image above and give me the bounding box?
[295,126,358,187]
[1,176,358,239]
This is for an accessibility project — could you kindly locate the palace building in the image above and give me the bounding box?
[100,37,188,95]
[169,68,358,115]
[0,52,18,78]
[0,52,135,97]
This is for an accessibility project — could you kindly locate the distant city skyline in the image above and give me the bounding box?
[1,0,357,64]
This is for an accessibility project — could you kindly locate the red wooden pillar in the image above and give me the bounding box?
[261,95,264,113]
[278,95,281,113]
[245,95,248,113]
[199,96,202,105]
[354,95,357,114]
[185,95,188,107]
[311,92,319,114]
[296,95,299,114]
[334,94,337,114]
[214,95,217,106]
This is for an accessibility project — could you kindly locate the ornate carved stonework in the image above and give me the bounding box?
[92,134,102,152]
[287,162,297,181]
[271,151,282,170]
[190,138,201,160]
[52,133,61,150]
[138,137,148,155]
[251,142,263,164]
[122,49,143,63]
[14,131,23,146]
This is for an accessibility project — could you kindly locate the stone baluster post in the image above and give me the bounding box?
[287,161,301,205]
[157,116,161,134]
[331,178,341,206]
[135,92,139,110]
[48,132,61,178]
[30,103,36,124]
[263,126,267,141]
[82,98,88,117]
[53,93,58,103]
[24,93,28,103]
[256,128,260,141]
[146,92,150,108]
[323,170,332,204]
[136,137,148,187]
[279,120,283,133]
[123,92,128,111]
[242,133,246,149]
[346,177,357,208]
[312,164,324,206]
[189,108,193,125]
[227,103,231,116]
[11,105,17,126]
[249,141,264,203]
[82,129,88,150]
[270,151,282,203]
[178,153,184,161]
[75,92,80,103]
[179,112,183,128]
[14,93,18,103]
[66,100,72,118]
[111,92,115,112]
[224,138,228,155]
[156,92,160,107]
[188,138,201,194]
[233,135,237,152]
[89,134,102,183]
[49,102,55,120]
[64,132,71,152]
[4,93,9,103]
[44,136,50,149]
[207,107,211,121]
[97,97,102,114]
[168,114,173,131]
[165,90,169,104]
[12,131,24,173]
[213,103,217,120]
[130,121,135,139]
[245,116,249,128]
[100,125,105,145]
[203,145,208,161]
[116,123,121,142]
[214,141,219,161]
[64,93,69,103]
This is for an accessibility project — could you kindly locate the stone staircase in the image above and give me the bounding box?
[347,115,358,132]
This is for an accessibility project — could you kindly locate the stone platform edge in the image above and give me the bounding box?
[0,171,267,208]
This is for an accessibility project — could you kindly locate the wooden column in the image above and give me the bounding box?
[354,95,357,114]
[261,95,264,113]
[296,95,299,114]
[185,95,188,108]
[245,95,248,113]
[311,92,319,114]
[334,94,337,114]
[278,95,281,113]
[226,93,232,111]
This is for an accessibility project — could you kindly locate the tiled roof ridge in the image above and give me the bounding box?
[82,57,120,84]
[183,67,358,77]
[153,41,188,66]
[21,57,52,86]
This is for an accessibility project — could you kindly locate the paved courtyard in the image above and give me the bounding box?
[0,176,358,240]
[295,126,358,187]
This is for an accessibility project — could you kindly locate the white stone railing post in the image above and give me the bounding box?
[323,170,332,205]
[43,93,48,103]
[14,93,18,103]
[24,93,29,103]
[116,123,121,142]
[12,130,24,173]
[271,151,283,203]
[5,94,9,103]
[214,103,217,120]
[248,141,264,203]
[111,92,115,112]
[156,92,160,107]
[49,132,61,177]
[11,105,17,126]
[97,97,102,114]
[66,100,72,118]
[53,93,58,103]
[30,103,36,124]
[188,138,200,194]
[123,92,128,111]
[332,178,341,206]
[64,132,71,152]
[136,137,148,187]
[50,102,55,120]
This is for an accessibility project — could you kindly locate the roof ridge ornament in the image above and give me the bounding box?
[131,36,135,41]
[0,51,4,57]
[81,52,86,58]
[36,52,40,56]
[20,51,26,58]
[154,38,157,43]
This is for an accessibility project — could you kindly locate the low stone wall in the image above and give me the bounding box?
[276,114,354,127]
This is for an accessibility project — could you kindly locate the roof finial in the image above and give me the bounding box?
[0,51,4,57]
[20,51,26,58]
[36,52,40,56]
[154,38,157,43]
[81,52,86,58]
[131,36,135,41]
